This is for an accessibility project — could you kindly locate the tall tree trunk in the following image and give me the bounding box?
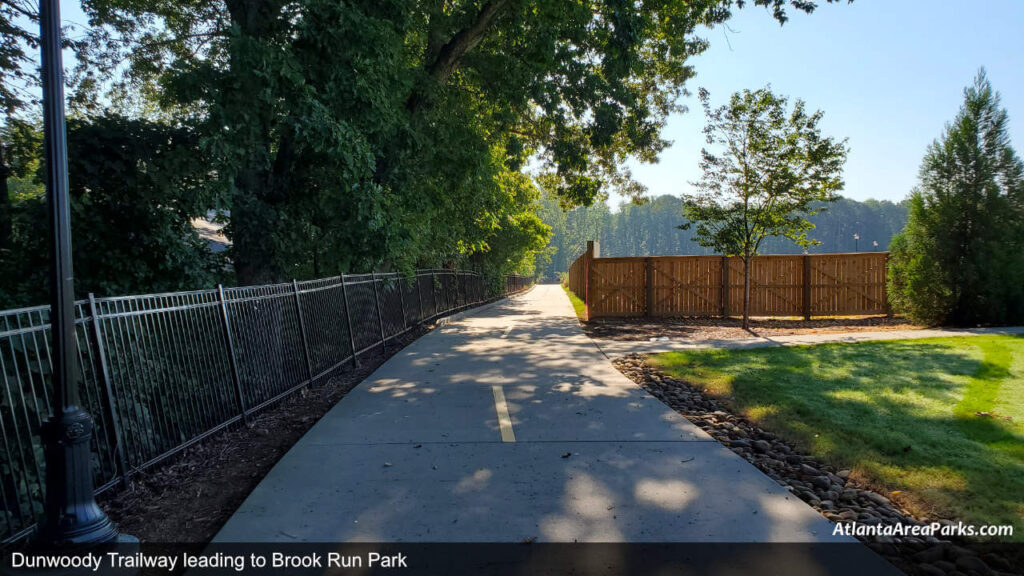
[231,178,280,285]
[742,256,751,330]
[222,0,292,286]
[0,138,11,252]
[406,0,512,114]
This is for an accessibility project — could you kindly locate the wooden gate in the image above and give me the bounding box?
[588,257,647,317]
[649,256,724,316]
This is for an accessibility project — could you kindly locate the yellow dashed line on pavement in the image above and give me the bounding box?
[491,385,516,442]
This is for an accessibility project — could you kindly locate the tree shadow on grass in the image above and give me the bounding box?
[657,338,1024,534]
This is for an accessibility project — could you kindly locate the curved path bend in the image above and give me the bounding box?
[214,284,893,562]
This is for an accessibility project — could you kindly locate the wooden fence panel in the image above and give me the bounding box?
[729,255,805,317]
[650,256,724,316]
[808,253,888,316]
[588,258,647,317]
[567,256,585,299]
[564,246,889,320]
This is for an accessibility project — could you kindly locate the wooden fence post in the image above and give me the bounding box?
[584,241,599,321]
[645,257,653,317]
[721,256,729,318]
[583,243,591,321]
[884,253,893,317]
[803,255,812,321]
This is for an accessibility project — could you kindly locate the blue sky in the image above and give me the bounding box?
[625,0,1024,205]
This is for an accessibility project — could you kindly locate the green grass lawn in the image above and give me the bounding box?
[562,284,586,320]
[649,335,1024,538]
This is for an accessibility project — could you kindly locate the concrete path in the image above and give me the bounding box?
[595,326,1024,358]
[214,285,866,544]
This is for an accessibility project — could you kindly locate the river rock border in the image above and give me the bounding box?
[613,353,1018,576]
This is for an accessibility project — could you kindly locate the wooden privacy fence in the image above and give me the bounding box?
[566,241,889,320]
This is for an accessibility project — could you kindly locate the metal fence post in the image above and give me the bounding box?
[340,275,360,368]
[292,280,314,384]
[397,276,408,332]
[217,284,249,425]
[371,272,387,352]
[456,272,463,309]
[87,293,131,488]
[416,273,424,324]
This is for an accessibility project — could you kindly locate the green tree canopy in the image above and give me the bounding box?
[73,0,845,284]
[888,70,1024,326]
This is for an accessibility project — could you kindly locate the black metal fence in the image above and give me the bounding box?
[0,270,533,542]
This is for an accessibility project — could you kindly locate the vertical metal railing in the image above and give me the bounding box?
[0,270,531,542]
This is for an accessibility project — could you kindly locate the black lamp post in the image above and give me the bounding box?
[35,0,121,545]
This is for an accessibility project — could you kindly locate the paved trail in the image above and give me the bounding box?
[214,285,888,555]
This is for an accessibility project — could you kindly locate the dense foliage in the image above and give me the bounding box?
[536,193,907,281]
[0,117,227,305]
[0,0,848,306]
[888,71,1024,326]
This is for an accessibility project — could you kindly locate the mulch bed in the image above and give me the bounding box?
[98,326,428,543]
[584,315,919,341]
[614,354,1021,576]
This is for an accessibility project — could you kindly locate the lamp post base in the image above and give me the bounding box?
[35,406,121,546]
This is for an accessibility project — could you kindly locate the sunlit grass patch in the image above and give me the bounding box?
[562,284,586,321]
[650,335,1024,538]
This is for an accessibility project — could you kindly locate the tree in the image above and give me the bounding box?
[0,116,226,307]
[681,87,848,328]
[888,70,1024,326]
[1,1,94,252]
[79,0,846,284]
[1,1,37,254]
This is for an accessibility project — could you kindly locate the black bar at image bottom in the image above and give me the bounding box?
[0,542,951,576]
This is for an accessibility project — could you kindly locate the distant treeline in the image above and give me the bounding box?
[536,194,908,281]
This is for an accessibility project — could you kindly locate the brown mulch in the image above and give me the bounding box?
[98,327,428,544]
[583,315,919,341]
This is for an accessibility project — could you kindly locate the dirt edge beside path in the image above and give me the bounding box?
[99,327,429,543]
[585,316,918,341]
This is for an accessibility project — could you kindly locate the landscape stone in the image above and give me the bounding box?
[612,353,1007,576]
[918,564,946,576]
[954,555,991,575]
